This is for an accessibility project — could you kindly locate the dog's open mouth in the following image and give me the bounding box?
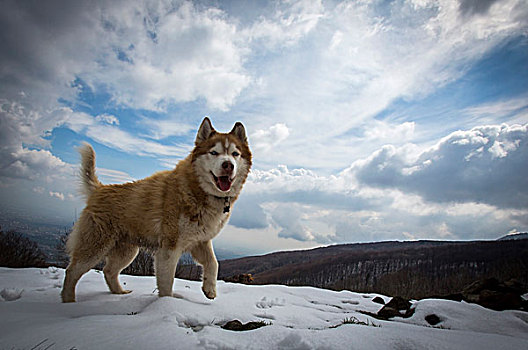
[211,172,233,192]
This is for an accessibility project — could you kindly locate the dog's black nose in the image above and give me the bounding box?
[222,161,234,173]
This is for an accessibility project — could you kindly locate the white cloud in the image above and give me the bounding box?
[2,0,527,173]
[250,123,290,153]
[85,123,191,157]
[229,122,528,245]
[351,123,528,209]
[0,1,251,114]
[0,147,71,182]
[49,191,65,201]
[138,118,194,140]
[96,168,135,184]
[64,110,192,158]
[237,0,528,171]
[488,139,520,158]
[95,114,120,125]
[271,204,315,241]
[87,1,250,111]
[462,94,528,121]
[245,0,324,48]
[363,121,415,143]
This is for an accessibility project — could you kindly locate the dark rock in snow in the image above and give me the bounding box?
[221,320,268,331]
[377,296,414,319]
[376,306,401,319]
[372,296,385,305]
[385,296,411,310]
[461,278,526,311]
[223,273,254,284]
[478,291,523,311]
[425,314,442,326]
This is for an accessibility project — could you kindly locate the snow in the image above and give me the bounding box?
[0,267,527,350]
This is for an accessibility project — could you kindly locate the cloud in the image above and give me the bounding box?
[138,117,194,140]
[84,123,190,157]
[462,94,528,123]
[89,1,250,111]
[0,147,71,182]
[245,0,324,48]
[0,100,71,151]
[458,0,500,16]
[271,204,315,241]
[95,114,120,126]
[96,168,135,184]
[0,1,251,113]
[64,110,192,158]
[229,123,528,245]
[2,0,527,173]
[250,123,290,153]
[351,123,528,209]
[237,0,528,171]
[49,191,65,201]
[229,194,269,230]
[363,121,416,143]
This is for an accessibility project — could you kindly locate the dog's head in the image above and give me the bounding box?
[192,117,252,198]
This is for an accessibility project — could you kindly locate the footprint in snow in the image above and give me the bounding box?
[39,266,61,280]
[1,288,24,301]
[256,296,286,309]
[254,312,276,320]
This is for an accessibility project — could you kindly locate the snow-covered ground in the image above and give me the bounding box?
[1,267,527,350]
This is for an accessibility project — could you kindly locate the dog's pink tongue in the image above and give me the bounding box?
[217,176,232,192]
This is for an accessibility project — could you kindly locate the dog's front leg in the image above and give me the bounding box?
[191,240,218,299]
[155,247,182,297]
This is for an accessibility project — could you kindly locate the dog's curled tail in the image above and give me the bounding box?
[79,143,101,198]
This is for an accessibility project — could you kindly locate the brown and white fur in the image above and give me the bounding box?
[61,118,252,302]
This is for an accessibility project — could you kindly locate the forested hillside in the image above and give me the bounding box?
[218,240,528,299]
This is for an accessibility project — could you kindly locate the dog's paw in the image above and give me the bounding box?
[61,289,75,303]
[202,284,217,300]
[113,289,132,295]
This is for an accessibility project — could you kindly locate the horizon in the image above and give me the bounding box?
[1,0,527,257]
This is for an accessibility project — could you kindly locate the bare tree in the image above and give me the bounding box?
[0,228,47,268]
[123,249,155,276]
[55,230,70,268]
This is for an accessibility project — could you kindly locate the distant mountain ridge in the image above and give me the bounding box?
[497,232,528,241]
[217,239,528,299]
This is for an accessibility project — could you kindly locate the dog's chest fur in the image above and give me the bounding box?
[174,199,229,250]
[158,157,231,251]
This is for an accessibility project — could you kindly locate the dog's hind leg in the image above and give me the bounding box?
[191,240,218,300]
[103,243,139,294]
[61,214,110,302]
[154,246,182,297]
[61,254,104,303]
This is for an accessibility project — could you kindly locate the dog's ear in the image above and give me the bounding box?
[195,117,216,145]
[230,122,247,144]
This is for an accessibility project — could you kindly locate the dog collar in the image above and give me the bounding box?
[213,195,231,213]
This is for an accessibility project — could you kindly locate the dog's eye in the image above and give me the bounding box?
[232,151,240,157]
[210,151,219,156]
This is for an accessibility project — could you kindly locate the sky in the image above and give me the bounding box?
[0,0,527,257]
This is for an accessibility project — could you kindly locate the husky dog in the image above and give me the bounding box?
[61,118,252,302]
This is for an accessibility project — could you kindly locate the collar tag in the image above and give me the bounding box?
[223,197,230,213]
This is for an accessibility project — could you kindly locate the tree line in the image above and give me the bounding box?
[0,228,199,279]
